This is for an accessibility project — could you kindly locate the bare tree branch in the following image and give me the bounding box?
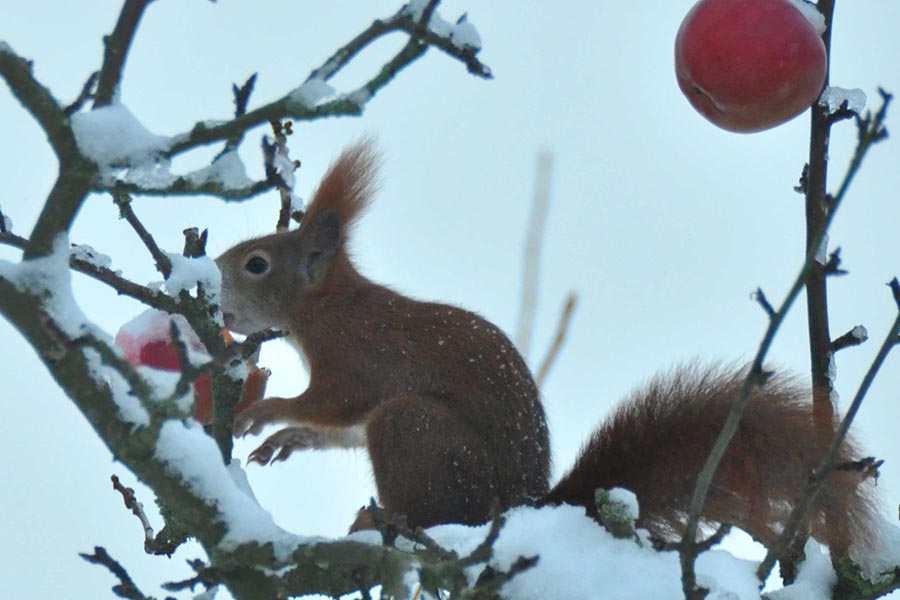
[804,2,840,456]
[756,278,900,582]
[679,89,893,598]
[112,190,173,278]
[94,0,153,107]
[535,292,577,388]
[80,546,164,600]
[516,150,554,358]
[0,43,79,160]
[64,71,99,116]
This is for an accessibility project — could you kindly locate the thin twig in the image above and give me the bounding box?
[656,524,732,553]
[94,0,153,107]
[516,150,554,358]
[832,325,869,352]
[823,247,848,277]
[751,288,776,319]
[756,278,900,581]
[181,227,208,259]
[161,559,221,592]
[464,556,539,599]
[112,190,172,277]
[265,119,302,231]
[111,476,188,557]
[221,328,285,366]
[680,89,893,598]
[111,474,156,543]
[232,74,257,119]
[168,320,197,399]
[535,292,577,387]
[64,71,99,116]
[460,500,507,567]
[80,546,157,600]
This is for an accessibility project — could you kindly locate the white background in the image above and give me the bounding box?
[1,1,898,597]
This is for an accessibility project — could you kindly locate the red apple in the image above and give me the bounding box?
[675,0,827,133]
[115,309,268,424]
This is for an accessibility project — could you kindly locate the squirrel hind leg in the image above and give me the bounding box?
[365,394,500,529]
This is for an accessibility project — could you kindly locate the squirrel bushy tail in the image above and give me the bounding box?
[542,364,878,555]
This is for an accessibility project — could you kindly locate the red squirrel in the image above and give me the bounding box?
[216,141,875,555]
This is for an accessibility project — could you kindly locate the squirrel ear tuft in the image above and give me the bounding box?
[298,209,341,286]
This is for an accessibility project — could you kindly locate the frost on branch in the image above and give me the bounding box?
[820,86,868,115]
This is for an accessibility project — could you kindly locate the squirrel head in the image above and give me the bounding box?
[216,140,378,335]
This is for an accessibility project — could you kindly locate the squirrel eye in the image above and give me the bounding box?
[245,255,269,275]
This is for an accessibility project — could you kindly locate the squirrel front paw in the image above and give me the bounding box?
[247,426,325,465]
[233,397,293,437]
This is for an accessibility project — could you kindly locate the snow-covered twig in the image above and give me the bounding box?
[263,120,303,232]
[165,0,491,159]
[113,175,274,202]
[832,325,869,352]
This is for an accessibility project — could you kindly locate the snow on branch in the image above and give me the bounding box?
[164,1,491,160]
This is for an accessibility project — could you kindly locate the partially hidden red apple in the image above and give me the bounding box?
[115,309,268,425]
[675,0,827,133]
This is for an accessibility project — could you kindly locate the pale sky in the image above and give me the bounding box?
[1,1,899,598]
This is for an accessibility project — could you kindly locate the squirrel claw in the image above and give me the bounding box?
[247,426,324,466]
[248,444,275,466]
